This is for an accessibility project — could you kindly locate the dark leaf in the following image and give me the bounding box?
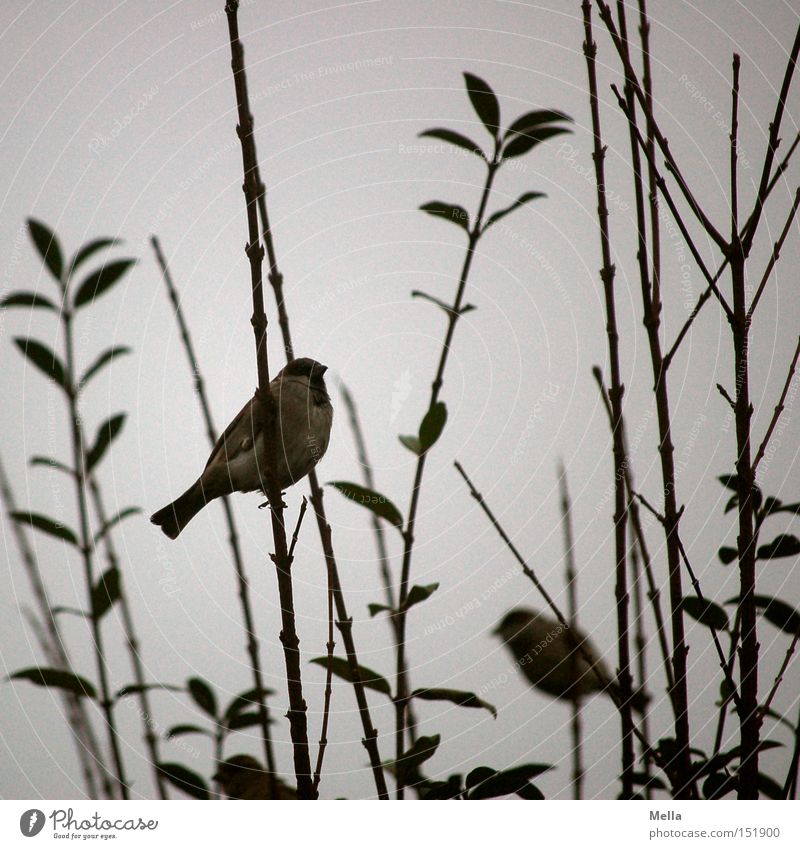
[398,435,422,455]
[72,259,135,309]
[762,496,783,516]
[463,72,500,136]
[751,595,800,635]
[28,219,64,282]
[466,766,496,790]
[718,546,738,565]
[418,774,464,799]
[758,534,800,561]
[718,474,739,491]
[0,291,58,311]
[700,740,783,776]
[51,606,88,618]
[94,507,141,544]
[419,402,447,452]
[13,337,68,392]
[226,711,263,731]
[9,667,96,698]
[467,764,550,799]
[484,191,546,230]
[157,763,209,800]
[716,474,762,510]
[703,772,737,799]
[91,567,121,619]
[724,493,738,514]
[10,511,78,546]
[68,238,121,278]
[631,771,666,790]
[187,677,218,718]
[761,706,796,733]
[405,583,439,610]
[328,481,403,530]
[30,456,75,477]
[411,687,497,718]
[309,656,392,698]
[79,345,132,389]
[116,683,182,699]
[682,596,729,631]
[395,734,441,785]
[420,201,470,233]
[758,773,785,799]
[502,125,571,159]
[166,724,212,739]
[419,128,485,160]
[86,413,126,472]
[773,501,800,516]
[505,109,572,138]
[411,290,458,316]
[223,687,276,722]
[367,603,393,617]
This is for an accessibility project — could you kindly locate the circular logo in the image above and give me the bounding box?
[19,809,46,837]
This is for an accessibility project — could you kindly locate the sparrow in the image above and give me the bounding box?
[493,607,647,711]
[213,755,297,800]
[151,357,333,539]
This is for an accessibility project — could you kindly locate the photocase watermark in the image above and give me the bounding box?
[555,142,630,212]
[678,74,752,170]
[423,567,517,636]
[494,220,571,305]
[390,368,412,425]
[512,381,560,464]
[88,84,160,156]
[595,408,653,513]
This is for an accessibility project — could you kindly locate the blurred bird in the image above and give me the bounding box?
[493,607,647,711]
[151,357,332,539]
[214,755,297,800]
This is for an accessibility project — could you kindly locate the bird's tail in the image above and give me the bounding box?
[150,482,207,539]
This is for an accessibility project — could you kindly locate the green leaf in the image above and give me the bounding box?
[10,511,78,546]
[758,534,800,561]
[503,125,571,159]
[223,687,275,723]
[0,291,58,311]
[67,238,121,278]
[115,683,182,699]
[420,201,470,233]
[419,128,485,160]
[28,219,64,282]
[30,456,75,477]
[367,603,393,617]
[463,72,500,136]
[309,656,392,698]
[411,687,497,718]
[419,402,447,452]
[157,763,209,800]
[166,724,212,740]
[86,413,126,472]
[718,546,738,565]
[484,191,546,231]
[72,259,135,310]
[187,677,218,718]
[94,507,141,544]
[9,667,96,698]
[467,764,550,799]
[404,583,439,611]
[13,337,68,392]
[399,435,423,455]
[79,345,132,389]
[682,596,729,631]
[91,567,121,619]
[328,481,404,530]
[395,734,441,785]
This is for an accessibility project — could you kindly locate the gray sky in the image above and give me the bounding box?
[1,0,799,800]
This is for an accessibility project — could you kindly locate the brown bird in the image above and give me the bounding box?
[151,357,333,539]
[493,607,647,711]
[213,755,297,800]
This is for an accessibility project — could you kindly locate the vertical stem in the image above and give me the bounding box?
[582,0,634,798]
[151,236,278,796]
[63,309,129,799]
[224,0,313,799]
[630,541,652,798]
[394,154,499,798]
[559,463,583,800]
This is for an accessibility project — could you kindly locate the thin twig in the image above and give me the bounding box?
[224,0,313,799]
[753,335,800,475]
[761,630,800,720]
[151,235,279,797]
[584,0,634,797]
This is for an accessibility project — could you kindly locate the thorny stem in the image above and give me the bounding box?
[225,0,314,799]
[151,235,277,796]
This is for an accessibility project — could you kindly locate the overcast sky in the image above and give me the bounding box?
[1,0,799,800]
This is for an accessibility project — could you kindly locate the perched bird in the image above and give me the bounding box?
[214,755,296,800]
[493,607,647,711]
[151,357,332,539]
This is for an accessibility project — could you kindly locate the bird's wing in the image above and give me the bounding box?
[204,395,262,471]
